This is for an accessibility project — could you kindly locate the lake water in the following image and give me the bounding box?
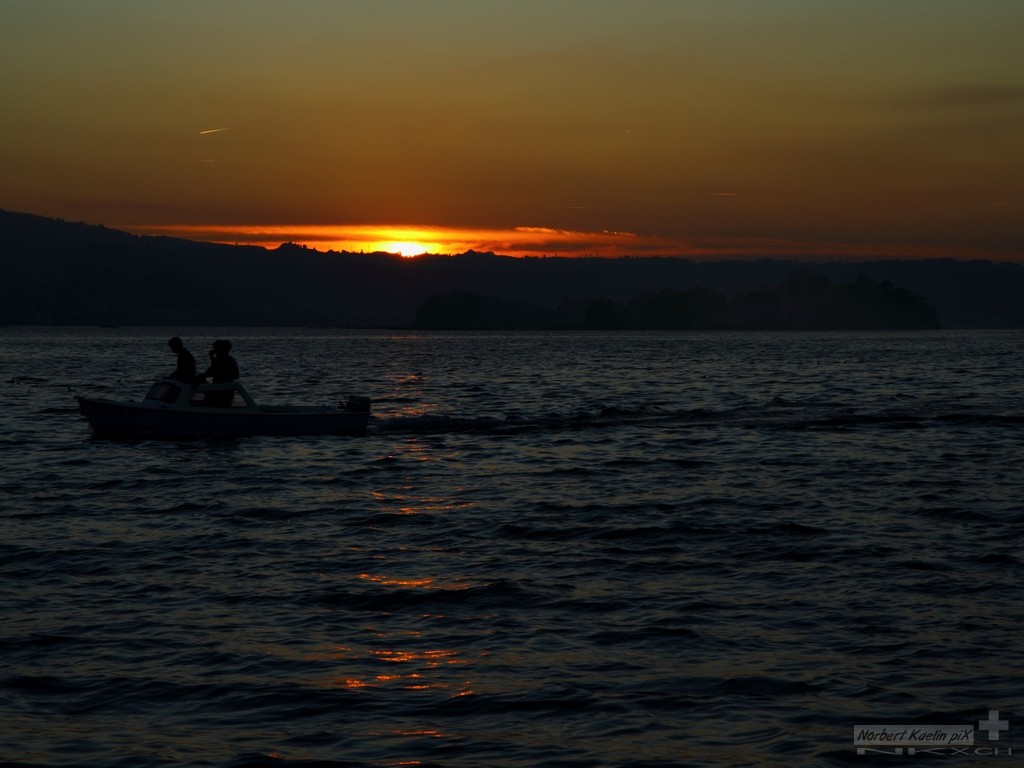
[2,327,1023,767]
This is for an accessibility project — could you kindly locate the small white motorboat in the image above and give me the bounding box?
[76,378,371,438]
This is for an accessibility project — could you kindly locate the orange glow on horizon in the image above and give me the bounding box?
[118,223,665,257]
[115,222,1004,261]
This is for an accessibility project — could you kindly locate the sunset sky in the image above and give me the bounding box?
[2,1,1022,259]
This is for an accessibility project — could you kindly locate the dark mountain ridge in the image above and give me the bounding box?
[2,209,1023,327]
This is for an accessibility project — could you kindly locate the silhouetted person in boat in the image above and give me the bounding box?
[201,339,239,406]
[167,337,197,384]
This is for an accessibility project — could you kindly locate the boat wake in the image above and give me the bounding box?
[370,401,1022,437]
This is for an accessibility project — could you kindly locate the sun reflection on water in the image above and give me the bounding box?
[370,488,473,516]
[321,643,474,693]
[358,573,476,591]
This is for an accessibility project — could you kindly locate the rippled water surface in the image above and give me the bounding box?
[2,328,1023,767]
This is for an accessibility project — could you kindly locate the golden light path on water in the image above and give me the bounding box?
[247,474,484,719]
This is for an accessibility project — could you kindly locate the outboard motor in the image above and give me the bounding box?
[344,395,371,413]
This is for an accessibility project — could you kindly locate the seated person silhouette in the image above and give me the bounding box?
[167,337,198,384]
[201,339,240,406]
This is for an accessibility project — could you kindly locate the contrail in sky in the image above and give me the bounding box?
[199,128,230,135]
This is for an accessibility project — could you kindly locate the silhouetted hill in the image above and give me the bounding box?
[2,209,1023,327]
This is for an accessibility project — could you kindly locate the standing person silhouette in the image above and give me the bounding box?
[167,337,197,384]
[202,340,240,406]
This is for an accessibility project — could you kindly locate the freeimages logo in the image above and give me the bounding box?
[854,710,1011,757]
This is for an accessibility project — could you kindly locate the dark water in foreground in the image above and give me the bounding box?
[2,328,1023,767]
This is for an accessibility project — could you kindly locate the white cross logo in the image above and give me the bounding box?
[977,710,1009,740]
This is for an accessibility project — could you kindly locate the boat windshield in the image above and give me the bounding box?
[146,382,182,403]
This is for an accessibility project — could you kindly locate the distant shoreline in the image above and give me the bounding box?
[4,209,1024,328]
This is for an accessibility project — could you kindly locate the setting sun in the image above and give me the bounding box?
[377,241,432,258]
[364,228,449,256]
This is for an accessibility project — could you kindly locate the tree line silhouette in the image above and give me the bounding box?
[415,270,940,330]
[8,209,1024,327]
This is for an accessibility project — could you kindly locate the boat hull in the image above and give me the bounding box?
[76,397,370,439]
